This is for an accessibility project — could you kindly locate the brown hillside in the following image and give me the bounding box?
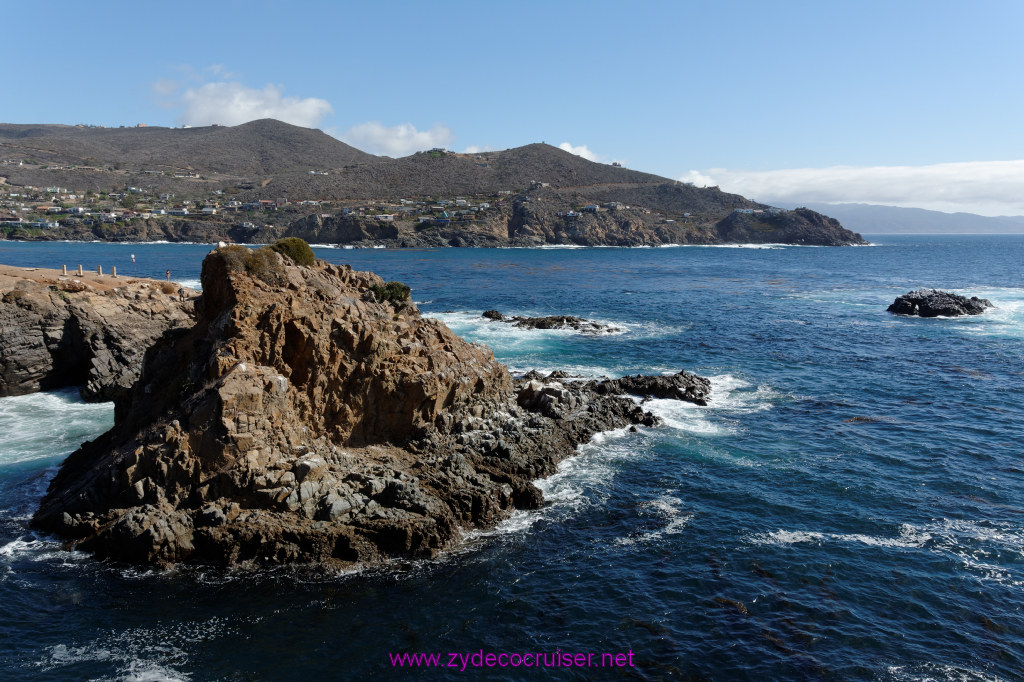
[0,119,377,176]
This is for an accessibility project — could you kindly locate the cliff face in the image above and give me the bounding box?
[32,247,676,569]
[0,268,196,401]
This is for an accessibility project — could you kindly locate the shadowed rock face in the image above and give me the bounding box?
[32,248,698,570]
[887,289,993,317]
[0,274,196,401]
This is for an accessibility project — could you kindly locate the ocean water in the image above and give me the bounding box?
[0,235,1022,680]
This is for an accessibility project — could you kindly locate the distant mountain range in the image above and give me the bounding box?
[767,202,1024,234]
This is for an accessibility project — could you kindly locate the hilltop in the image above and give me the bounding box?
[0,119,376,176]
[0,119,867,246]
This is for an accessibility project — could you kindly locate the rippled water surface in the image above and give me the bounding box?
[0,236,1022,680]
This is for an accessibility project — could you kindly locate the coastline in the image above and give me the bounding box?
[2,236,1023,679]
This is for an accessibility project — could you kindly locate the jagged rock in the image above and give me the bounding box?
[483,310,619,334]
[887,289,993,317]
[593,370,712,406]
[0,266,196,400]
[33,245,702,570]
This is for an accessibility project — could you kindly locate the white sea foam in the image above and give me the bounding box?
[615,494,693,547]
[36,614,245,680]
[642,398,725,435]
[750,518,1024,586]
[0,536,92,568]
[42,642,191,682]
[429,311,627,357]
[944,287,1024,339]
[535,427,635,507]
[689,243,786,250]
[750,523,934,549]
[885,662,1007,682]
[638,374,779,438]
[469,427,638,541]
[0,536,54,558]
[176,278,201,290]
[0,389,114,468]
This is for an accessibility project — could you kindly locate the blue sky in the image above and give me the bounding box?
[4,0,1024,215]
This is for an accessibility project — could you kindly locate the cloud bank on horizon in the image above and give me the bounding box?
[680,161,1024,217]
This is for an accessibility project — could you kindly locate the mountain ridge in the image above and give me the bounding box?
[0,119,866,246]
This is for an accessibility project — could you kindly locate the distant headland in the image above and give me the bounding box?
[0,119,866,247]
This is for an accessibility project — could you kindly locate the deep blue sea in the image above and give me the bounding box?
[1,236,1022,681]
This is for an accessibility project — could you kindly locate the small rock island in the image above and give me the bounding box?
[887,289,993,317]
[31,241,710,570]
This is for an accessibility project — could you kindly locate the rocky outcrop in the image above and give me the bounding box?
[887,289,993,317]
[593,370,712,406]
[33,246,699,570]
[714,207,868,246]
[0,267,196,400]
[482,310,620,334]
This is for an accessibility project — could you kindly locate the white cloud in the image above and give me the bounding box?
[678,169,718,187]
[558,142,600,162]
[680,161,1024,216]
[462,145,494,154]
[335,122,454,157]
[178,82,333,128]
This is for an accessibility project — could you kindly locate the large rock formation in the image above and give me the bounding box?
[887,289,993,317]
[32,246,704,570]
[0,266,196,401]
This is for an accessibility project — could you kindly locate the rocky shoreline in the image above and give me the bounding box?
[2,202,868,249]
[29,244,711,570]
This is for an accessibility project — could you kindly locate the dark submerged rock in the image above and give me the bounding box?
[887,289,993,317]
